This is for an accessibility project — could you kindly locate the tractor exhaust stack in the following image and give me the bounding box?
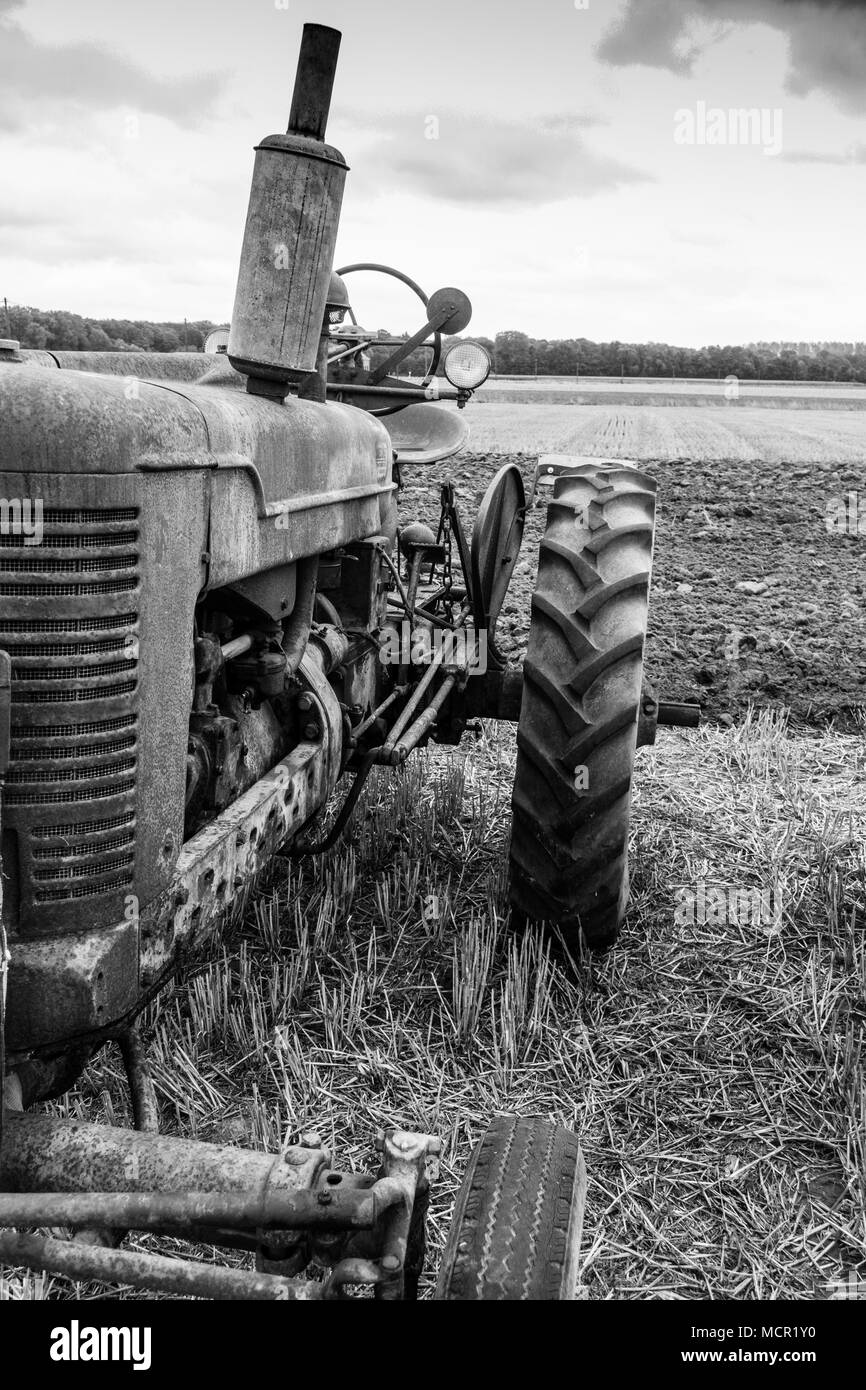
[228,23,348,401]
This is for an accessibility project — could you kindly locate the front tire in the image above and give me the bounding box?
[436,1116,586,1301]
[509,463,656,952]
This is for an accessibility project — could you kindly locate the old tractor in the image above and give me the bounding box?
[0,24,695,1300]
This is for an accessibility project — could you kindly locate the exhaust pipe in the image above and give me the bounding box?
[228,24,348,401]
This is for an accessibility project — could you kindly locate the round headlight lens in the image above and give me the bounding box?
[444,341,491,390]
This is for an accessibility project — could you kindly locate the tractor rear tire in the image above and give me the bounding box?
[435,1115,586,1301]
[509,462,656,953]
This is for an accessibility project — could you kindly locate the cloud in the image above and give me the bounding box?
[0,0,226,130]
[598,0,866,114]
[597,0,708,75]
[342,109,649,208]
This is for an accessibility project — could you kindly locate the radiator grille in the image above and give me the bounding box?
[0,613,137,634]
[35,853,135,883]
[11,734,136,762]
[0,555,137,574]
[0,578,139,597]
[13,660,137,682]
[6,757,137,785]
[41,508,138,525]
[3,638,132,658]
[36,878,135,904]
[12,680,138,704]
[35,828,135,858]
[31,811,136,839]
[0,531,138,550]
[4,777,137,805]
[15,715,137,740]
[0,506,140,919]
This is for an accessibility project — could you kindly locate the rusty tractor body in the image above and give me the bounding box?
[0,22,696,1300]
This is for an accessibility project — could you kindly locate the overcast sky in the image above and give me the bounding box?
[1,0,864,345]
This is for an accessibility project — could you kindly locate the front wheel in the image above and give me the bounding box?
[509,462,656,952]
[435,1116,587,1301]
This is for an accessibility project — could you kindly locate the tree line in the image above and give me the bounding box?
[4,304,864,382]
[2,305,213,354]
[486,331,866,382]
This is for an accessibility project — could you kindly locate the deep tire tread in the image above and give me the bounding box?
[509,463,656,951]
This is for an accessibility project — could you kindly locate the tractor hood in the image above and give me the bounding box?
[0,352,393,519]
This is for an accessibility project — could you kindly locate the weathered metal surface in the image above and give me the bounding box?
[0,649,11,776]
[0,1231,321,1300]
[0,1110,327,1197]
[0,466,204,1057]
[21,350,218,380]
[0,1186,379,1231]
[229,25,348,392]
[0,355,394,545]
[287,23,342,142]
[373,1130,438,1301]
[380,402,469,465]
[139,647,342,990]
[4,921,140,1052]
[0,1119,439,1299]
[0,469,204,951]
[637,689,702,749]
[117,1026,159,1134]
[470,464,526,656]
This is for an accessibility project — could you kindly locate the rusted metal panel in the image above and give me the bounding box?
[229,24,347,393]
[27,351,215,381]
[0,1187,379,1231]
[0,1110,327,1196]
[0,469,206,947]
[4,920,139,1052]
[0,1231,321,1300]
[139,648,342,988]
[0,356,395,566]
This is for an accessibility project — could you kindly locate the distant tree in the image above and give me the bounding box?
[151,327,181,353]
[494,330,533,374]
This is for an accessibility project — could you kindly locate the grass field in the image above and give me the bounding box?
[461,401,866,461]
[5,713,864,1301]
[3,389,865,1302]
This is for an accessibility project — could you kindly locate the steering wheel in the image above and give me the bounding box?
[335,262,443,392]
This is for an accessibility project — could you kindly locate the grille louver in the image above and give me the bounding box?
[0,507,140,924]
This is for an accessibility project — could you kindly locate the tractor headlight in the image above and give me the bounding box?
[444,341,491,390]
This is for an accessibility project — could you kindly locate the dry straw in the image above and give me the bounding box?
[3,706,864,1300]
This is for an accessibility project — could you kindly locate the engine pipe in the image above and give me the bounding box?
[287,23,341,141]
[220,633,254,662]
[283,556,320,674]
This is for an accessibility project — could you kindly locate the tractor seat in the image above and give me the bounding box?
[381,402,469,465]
